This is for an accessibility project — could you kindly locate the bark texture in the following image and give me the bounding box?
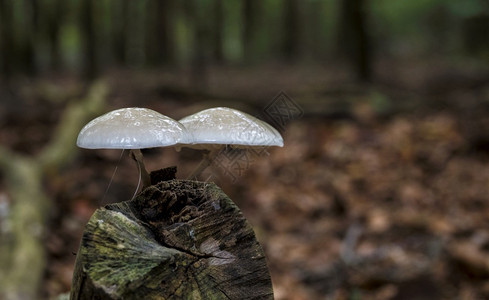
[71,178,273,299]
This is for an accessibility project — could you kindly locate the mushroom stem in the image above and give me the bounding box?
[188,148,221,180]
[129,149,151,189]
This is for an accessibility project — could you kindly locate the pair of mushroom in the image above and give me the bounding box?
[77,107,283,191]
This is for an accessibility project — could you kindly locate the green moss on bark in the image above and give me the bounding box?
[71,179,273,299]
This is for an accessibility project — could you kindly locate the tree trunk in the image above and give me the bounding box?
[145,0,175,66]
[112,0,129,65]
[70,177,273,299]
[337,0,372,82]
[282,0,301,62]
[0,0,14,79]
[243,0,260,63]
[47,0,65,71]
[23,0,38,76]
[80,0,97,79]
[212,0,224,63]
[157,0,175,65]
[186,0,209,91]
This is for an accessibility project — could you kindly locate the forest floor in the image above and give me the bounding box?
[1,58,489,299]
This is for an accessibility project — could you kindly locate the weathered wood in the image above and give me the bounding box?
[71,177,273,299]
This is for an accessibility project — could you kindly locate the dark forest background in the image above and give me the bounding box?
[1,0,487,82]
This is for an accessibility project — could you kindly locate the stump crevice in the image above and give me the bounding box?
[71,178,273,299]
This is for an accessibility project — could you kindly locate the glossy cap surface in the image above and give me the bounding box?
[179,107,283,148]
[77,107,191,149]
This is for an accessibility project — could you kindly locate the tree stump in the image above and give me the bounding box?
[70,174,273,299]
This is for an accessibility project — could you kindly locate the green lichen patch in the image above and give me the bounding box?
[71,180,273,299]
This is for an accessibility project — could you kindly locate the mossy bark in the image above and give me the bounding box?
[70,178,273,299]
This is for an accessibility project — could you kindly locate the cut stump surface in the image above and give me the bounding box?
[70,178,273,299]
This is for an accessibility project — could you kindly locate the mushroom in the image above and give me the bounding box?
[77,107,191,191]
[179,107,283,179]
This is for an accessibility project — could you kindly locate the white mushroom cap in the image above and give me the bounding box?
[179,107,283,148]
[77,107,191,149]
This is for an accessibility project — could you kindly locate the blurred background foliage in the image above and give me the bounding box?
[0,0,487,81]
